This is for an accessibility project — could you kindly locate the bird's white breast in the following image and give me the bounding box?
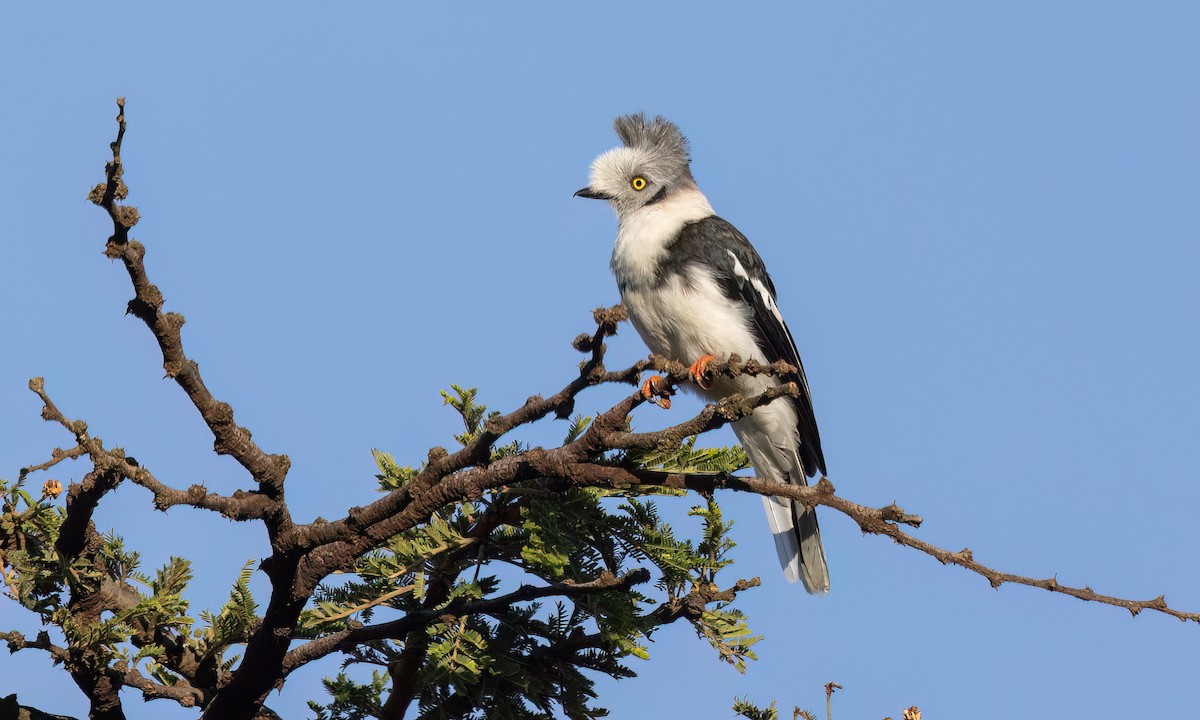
[622,268,765,368]
[623,266,800,459]
[610,187,714,289]
[611,187,778,401]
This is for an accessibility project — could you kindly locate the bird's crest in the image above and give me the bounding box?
[613,112,691,163]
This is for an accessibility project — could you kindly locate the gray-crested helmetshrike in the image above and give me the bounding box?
[575,113,830,593]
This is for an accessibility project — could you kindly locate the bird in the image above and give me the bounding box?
[575,112,830,593]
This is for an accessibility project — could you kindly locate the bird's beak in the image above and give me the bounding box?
[574,186,611,200]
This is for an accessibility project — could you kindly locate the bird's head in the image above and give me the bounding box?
[575,112,697,220]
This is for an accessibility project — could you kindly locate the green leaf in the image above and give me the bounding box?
[372,449,417,492]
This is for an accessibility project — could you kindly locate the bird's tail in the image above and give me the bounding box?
[762,489,829,594]
[732,419,830,593]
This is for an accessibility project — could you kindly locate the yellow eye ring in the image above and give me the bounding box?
[631,176,647,191]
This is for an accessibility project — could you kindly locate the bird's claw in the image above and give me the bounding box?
[640,375,673,409]
[688,354,718,390]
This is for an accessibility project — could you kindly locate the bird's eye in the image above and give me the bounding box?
[630,176,648,191]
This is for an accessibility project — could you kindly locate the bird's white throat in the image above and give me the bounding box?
[610,186,714,289]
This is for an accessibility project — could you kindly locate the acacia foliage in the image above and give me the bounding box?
[2,384,764,719]
[302,388,759,719]
[3,99,776,720]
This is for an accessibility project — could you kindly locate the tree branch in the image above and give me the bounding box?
[112,664,208,708]
[289,330,801,576]
[86,98,292,523]
[18,445,86,480]
[79,100,309,720]
[601,382,802,452]
[590,467,1200,624]
[2,630,70,664]
[27,379,273,522]
[288,305,640,554]
[282,569,650,674]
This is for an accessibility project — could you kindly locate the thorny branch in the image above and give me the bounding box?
[609,469,1200,623]
[6,98,1196,720]
[87,98,292,526]
[2,630,69,664]
[81,99,309,720]
[18,446,87,480]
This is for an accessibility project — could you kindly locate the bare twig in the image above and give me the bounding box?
[28,379,273,522]
[866,517,1200,623]
[81,100,310,720]
[586,467,1200,624]
[18,445,86,479]
[87,99,292,519]
[3,630,70,663]
[825,682,841,720]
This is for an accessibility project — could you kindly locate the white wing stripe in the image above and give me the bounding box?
[726,249,751,283]
[749,277,784,324]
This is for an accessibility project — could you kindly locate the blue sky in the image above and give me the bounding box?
[1,3,1198,718]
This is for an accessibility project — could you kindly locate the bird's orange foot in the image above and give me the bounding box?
[688,354,719,390]
[640,375,673,409]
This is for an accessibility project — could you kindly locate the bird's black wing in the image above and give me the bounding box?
[667,216,826,477]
